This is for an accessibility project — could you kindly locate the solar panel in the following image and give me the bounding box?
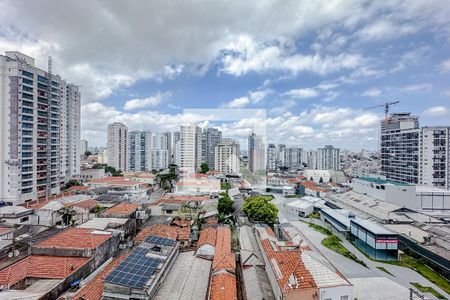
[105,247,163,289]
[145,235,176,246]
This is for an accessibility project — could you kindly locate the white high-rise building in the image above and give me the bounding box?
[107,122,128,171]
[248,133,265,173]
[80,139,88,156]
[285,147,303,169]
[277,144,286,168]
[172,131,181,165]
[381,113,450,189]
[215,141,240,174]
[128,131,151,172]
[304,150,318,170]
[0,51,80,204]
[267,144,277,171]
[317,145,340,170]
[180,125,202,172]
[150,133,169,171]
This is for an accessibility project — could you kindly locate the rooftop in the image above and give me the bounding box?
[197,227,217,247]
[34,227,112,250]
[286,199,314,209]
[64,199,98,210]
[0,255,91,288]
[134,224,178,243]
[86,176,141,186]
[71,253,129,300]
[357,176,411,186]
[350,218,396,235]
[77,217,128,230]
[102,203,139,216]
[210,270,237,300]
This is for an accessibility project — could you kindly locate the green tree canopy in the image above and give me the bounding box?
[84,150,92,157]
[218,192,234,215]
[65,179,82,189]
[243,196,278,224]
[199,163,209,173]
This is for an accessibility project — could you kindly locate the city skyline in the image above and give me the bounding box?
[1,1,450,149]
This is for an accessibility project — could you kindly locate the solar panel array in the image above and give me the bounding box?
[105,248,163,288]
[145,235,176,246]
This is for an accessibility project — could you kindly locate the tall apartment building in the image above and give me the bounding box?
[248,133,265,173]
[285,147,303,169]
[180,125,202,172]
[150,133,169,171]
[215,141,240,174]
[172,131,181,165]
[304,150,318,170]
[381,113,450,189]
[128,131,151,172]
[80,139,88,156]
[201,128,222,169]
[277,144,286,168]
[163,132,172,165]
[0,51,80,204]
[317,145,340,170]
[267,144,277,171]
[107,122,128,171]
[380,113,420,184]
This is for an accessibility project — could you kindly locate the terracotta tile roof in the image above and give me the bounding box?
[171,219,190,227]
[102,203,139,216]
[260,238,316,292]
[87,176,142,186]
[71,253,128,300]
[210,271,237,300]
[212,253,236,271]
[154,195,210,205]
[0,227,14,234]
[20,191,75,209]
[300,181,328,192]
[198,227,217,247]
[134,224,178,243]
[64,199,98,210]
[175,225,191,241]
[215,227,232,255]
[206,216,219,225]
[67,185,91,192]
[35,227,111,250]
[0,255,91,288]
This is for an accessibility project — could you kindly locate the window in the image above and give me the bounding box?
[20,216,29,223]
[340,296,349,300]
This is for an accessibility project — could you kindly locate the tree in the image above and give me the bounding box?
[243,196,278,224]
[65,180,82,189]
[319,177,324,183]
[199,163,209,174]
[58,207,76,226]
[84,151,92,157]
[218,192,234,215]
[157,168,177,191]
[104,165,122,176]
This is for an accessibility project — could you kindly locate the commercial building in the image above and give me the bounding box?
[317,145,340,170]
[215,141,240,174]
[103,236,179,300]
[202,127,222,169]
[0,51,81,204]
[285,199,314,218]
[350,218,399,261]
[381,113,450,189]
[248,133,266,173]
[107,122,128,171]
[180,125,202,172]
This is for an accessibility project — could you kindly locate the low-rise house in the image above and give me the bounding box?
[78,217,136,241]
[0,205,33,225]
[255,225,353,300]
[209,269,238,300]
[297,181,329,198]
[134,221,190,247]
[32,227,120,267]
[103,236,179,300]
[65,199,99,223]
[0,227,14,254]
[100,203,139,219]
[196,227,217,259]
[0,255,92,299]
[76,168,107,182]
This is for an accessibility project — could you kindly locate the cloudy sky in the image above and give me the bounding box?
[1,0,450,149]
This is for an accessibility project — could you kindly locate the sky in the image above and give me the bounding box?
[1,0,450,150]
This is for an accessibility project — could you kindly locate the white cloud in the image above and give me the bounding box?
[222,96,250,108]
[283,88,319,99]
[441,90,450,97]
[400,83,432,92]
[362,87,382,97]
[356,19,418,42]
[422,106,448,117]
[440,59,450,72]
[123,93,168,111]
[249,89,272,104]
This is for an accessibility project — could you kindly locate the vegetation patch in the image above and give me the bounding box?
[243,196,278,224]
[410,282,447,299]
[376,266,394,276]
[308,223,367,267]
[220,182,231,190]
[307,211,321,219]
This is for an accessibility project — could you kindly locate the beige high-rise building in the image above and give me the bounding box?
[107,122,128,171]
[180,125,202,172]
[215,141,240,174]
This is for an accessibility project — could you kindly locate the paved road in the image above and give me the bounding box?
[270,193,450,300]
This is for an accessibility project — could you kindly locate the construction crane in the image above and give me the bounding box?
[365,101,399,121]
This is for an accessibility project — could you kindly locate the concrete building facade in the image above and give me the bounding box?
[0,51,80,204]
[248,133,265,174]
[317,145,340,170]
[180,125,202,172]
[201,127,222,169]
[107,122,128,171]
[215,141,240,174]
